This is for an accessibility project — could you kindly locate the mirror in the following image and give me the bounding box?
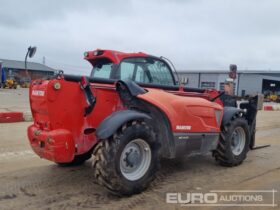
[28,47,37,58]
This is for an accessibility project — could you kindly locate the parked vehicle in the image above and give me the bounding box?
[1,69,17,89]
[28,50,260,195]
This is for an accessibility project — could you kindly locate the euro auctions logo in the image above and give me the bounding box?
[166,190,278,207]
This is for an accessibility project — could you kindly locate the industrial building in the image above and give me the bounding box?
[178,70,280,97]
[0,59,54,83]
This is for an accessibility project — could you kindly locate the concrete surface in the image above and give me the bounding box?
[0,88,30,113]
[0,111,279,210]
[0,88,32,122]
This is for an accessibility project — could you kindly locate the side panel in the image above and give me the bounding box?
[137,89,223,133]
[173,133,219,157]
[136,87,223,158]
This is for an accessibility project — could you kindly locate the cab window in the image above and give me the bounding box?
[116,57,174,85]
[90,59,113,79]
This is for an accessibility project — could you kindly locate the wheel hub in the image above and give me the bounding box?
[231,127,246,156]
[124,148,141,168]
[232,132,238,146]
[120,139,152,181]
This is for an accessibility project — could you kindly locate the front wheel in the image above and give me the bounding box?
[214,116,250,167]
[92,121,159,195]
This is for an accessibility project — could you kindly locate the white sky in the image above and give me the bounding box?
[0,0,279,74]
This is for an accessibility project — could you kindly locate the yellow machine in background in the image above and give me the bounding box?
[1,67,18,89]
[268,94,278,102]
[1,77,17,89]
[264,92,279,102]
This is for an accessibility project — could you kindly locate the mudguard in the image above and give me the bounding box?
[222,106,244,126]
[96,110,152,139]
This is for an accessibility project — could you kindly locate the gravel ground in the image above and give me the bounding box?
[0,88,279,209]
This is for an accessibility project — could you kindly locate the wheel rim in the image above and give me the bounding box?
[231,127,246,156]
[120,139,152,181]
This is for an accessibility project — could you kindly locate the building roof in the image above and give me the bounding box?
[177,70,280,74]
[0,59,55,72]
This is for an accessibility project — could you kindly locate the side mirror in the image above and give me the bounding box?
[28,47,37,58]
[180,77,188,85]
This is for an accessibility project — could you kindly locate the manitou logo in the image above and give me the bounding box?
[176,125,192,130]
[32,90,45,96]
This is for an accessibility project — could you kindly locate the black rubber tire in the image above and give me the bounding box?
[56,151,92,167]
[249,118,256,149]
[214,116,250,167]
[92,121,159,196]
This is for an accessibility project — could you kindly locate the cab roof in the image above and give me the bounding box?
[84,49,149,64]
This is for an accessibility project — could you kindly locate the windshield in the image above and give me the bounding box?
[116,57,175,85]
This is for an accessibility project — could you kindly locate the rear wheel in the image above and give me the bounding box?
[214,116,250,166]
[92,121,159,195]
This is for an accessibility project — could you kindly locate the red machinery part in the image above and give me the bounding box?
[27,125,75,163]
